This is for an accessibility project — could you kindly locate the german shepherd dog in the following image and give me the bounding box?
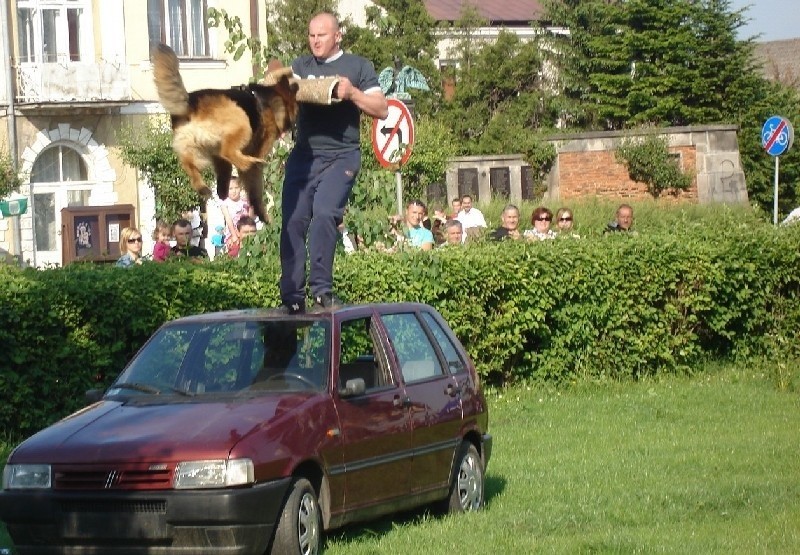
[150,44,299,223]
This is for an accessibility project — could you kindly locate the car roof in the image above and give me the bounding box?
[166,302,436,325]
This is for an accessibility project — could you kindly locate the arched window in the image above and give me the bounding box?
[31,145,90,252]
[32,145,87,182]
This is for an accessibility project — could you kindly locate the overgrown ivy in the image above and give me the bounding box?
[616,134,692,198]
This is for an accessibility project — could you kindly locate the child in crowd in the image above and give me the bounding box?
[211,225,226,257]
[220,173,253,244]
[152,220,171,261]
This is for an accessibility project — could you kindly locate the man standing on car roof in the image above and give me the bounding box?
[279,11,388,314]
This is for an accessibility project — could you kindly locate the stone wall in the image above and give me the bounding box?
[443,124,748,205]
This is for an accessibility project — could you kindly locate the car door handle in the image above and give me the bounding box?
[445,383,461,397]
[393,395,411,408]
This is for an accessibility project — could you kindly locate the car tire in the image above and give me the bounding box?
[441,442,484,513]
[270,477,321,555]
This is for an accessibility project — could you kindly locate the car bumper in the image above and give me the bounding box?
[0,478,291,555]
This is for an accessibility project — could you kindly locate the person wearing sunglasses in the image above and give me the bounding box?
[524,206,556,241]
[555,207,580,238]
[116,227,145,268]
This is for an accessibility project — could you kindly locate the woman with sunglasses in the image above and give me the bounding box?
[555,207,580,238]
[524,206,556,241]
[116,227,145,268]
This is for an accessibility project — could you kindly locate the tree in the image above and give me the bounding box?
[541,0,760,129]
[0,149,24,199]
[436,30,557,180]
[118,119,203,224]
[736,80,800,217]
[441,5,488,74]
[346,0,439,72]
[208,1,337,75]
[345,0,441,115]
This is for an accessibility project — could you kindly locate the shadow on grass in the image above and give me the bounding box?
[323,472,506,549]
[484,473,507,507]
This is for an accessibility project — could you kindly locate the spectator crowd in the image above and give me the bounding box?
[118,190,637,267]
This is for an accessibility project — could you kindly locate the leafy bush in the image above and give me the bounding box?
[0,148,24,199]
[2,208,799,437]
[117,119,204,224]
[616,134,692,198]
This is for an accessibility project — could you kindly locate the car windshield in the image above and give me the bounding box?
[109,319,330,396]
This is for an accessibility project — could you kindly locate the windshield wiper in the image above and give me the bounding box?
[166,386,195,397]
[110,382,162,394]
[110,382,196,397]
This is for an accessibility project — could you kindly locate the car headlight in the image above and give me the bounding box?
[173,459,254,489]
[3,464,52,489]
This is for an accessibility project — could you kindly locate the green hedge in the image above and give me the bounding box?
[2,224,799,437]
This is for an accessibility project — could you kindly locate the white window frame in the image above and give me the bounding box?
[148,0,210,58]
[16,0,94,64]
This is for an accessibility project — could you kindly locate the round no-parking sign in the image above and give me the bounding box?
[371,99,415,169]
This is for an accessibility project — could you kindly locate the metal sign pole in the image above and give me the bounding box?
[13,216,22,266]
[774,156,779,225]
[395,171,403,216]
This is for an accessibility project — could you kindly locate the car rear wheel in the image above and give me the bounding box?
[443,442,484,513]
[270,477,321,555]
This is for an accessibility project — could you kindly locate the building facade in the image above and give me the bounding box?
[0,0,261,266]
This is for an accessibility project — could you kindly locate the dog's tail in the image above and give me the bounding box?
[151,43,189,116]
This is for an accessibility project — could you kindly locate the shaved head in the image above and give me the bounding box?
[308,12,342,59]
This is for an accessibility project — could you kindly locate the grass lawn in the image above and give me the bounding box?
[2,364,798,553]
[324,365,800,554]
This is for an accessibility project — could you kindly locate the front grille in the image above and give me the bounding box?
[60,499,167,514]
[53,464,174,490]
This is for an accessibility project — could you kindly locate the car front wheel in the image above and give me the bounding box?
[444,442,484,513]
[270,477,321,555]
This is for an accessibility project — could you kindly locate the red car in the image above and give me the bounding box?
[0,303,491,554]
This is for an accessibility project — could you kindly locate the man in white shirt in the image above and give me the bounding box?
[455,194,487,241]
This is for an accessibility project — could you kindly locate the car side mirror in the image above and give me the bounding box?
[339,378,366,398]
[85,389,104,404]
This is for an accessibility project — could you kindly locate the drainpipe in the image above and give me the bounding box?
[1,0,23,265]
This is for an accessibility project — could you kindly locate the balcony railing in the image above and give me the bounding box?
[14,59,131,104]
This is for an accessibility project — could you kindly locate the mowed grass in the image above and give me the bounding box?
[2,364,799,553]
[324,365,799,554]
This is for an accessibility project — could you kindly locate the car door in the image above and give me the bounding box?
[419,310,478,416]
[332,313,412,509]
[379,310,462,495]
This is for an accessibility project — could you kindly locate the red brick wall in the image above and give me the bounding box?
[558,145,699,202]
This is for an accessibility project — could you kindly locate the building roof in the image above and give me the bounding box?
[753,38,800,90]
[424,0,545,24]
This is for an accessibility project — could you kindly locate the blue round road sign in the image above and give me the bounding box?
[762,116,794,157]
